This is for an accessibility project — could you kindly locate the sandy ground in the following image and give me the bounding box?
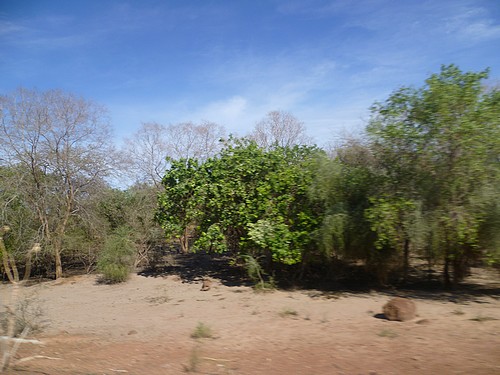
[1,268,500,375]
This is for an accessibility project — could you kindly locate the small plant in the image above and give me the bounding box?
[183,345,202,372]
[191,322,213,339]
[0,283,46,372]
[279,308,298,318]
[97,227,135,284]
[146,287,170,305]
[452,309,465,316]
[378,329,398,338]
[241,255,275,291]
[0,294,46,337]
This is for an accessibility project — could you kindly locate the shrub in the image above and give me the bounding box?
[241,255,275,291]
[0,292,45,337]
[97,227,135,284]
[190,322,213,339]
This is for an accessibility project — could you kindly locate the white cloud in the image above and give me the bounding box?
[196,96,248,122]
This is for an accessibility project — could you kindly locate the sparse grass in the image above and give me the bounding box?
[279,308,298,318]
[191,322,213,339]
[377,329,398,338]
[252,277,276,293]
[469,314,498,322]
[146,295,170,304]
[145,291,170,305]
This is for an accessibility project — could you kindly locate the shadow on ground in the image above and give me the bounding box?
[137,252,500,304]
[138,252,253,287]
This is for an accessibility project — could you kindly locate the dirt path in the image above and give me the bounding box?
[1,272,500,374]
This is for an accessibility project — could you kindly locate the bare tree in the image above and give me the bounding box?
[0,88,114,279]
[122,120,226,187]
[122,122,170,188]
[249,110,312,149]
[166,121,226,161]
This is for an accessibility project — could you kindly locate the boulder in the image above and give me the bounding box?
[383,297,416,321]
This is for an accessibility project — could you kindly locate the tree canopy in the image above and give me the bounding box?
[1,65,498,287]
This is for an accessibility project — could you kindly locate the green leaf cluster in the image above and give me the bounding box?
[156,137,324,266]
[155,64,499,286]
[97,227,135,283]
[365,64,500,284]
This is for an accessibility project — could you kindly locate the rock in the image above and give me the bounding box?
[383,297,417,321]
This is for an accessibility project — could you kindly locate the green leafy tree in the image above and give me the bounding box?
[310,140,377,264]
[367,64,500,285]
[156,158,204,253]
[156,137,323,272]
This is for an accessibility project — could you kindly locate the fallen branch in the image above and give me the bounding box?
[7,327,30,367]
[16,355,62,364]
[202,357,234,362]
[0,337,43,345]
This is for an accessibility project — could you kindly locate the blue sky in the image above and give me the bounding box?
[1,0,500,146]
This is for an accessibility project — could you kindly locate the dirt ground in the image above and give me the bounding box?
[1,260,499,375]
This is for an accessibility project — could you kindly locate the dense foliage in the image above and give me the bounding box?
[157,65,499,286]
[157,138,324,267]
[1,65,498,287]
[366,65,500,285]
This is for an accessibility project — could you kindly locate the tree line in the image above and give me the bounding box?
[1,65,499,286]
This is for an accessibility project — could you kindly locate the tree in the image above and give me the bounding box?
[366,65,500,285]
[0,88,115,279]
[156,158,203,253]
[0,165,42,281]
[249,110,312,149]
[123,121,226,253]
[122,122,170,188]
[166,121,226,162]
[122,121,226,188]
[310,139,379,275]
[156,137,324,270]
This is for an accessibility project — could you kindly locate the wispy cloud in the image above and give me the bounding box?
[0,20,27,35]
[0,17,90,50]
[444,6,500,41]
[193,96,249,131]
[2,0,498,147]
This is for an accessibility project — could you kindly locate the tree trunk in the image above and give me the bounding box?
[54,243,63,279]
[179,227,190,253]
[443,255,451,288]
[452,251,468,287]
[403,238,410,283]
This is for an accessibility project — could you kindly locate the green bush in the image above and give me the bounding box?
[190,322,213,339]
[97,227,135,284]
